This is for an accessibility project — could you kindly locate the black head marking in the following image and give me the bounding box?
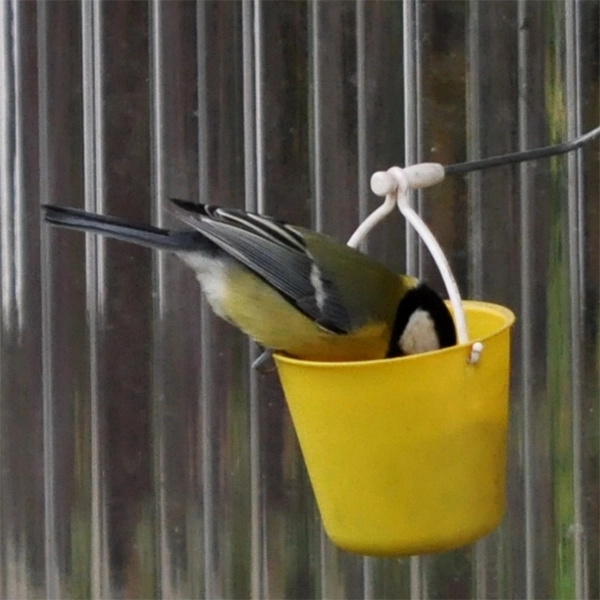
[387,283,457,358]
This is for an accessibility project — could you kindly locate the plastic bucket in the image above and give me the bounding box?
[274,301,515,556]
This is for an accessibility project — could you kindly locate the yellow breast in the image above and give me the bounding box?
[220,267,390,361]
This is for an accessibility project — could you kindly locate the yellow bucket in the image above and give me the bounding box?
[274,301,515,556]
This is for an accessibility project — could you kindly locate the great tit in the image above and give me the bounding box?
[42,200,456,362]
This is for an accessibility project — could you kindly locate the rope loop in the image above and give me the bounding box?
[348,163,483,364]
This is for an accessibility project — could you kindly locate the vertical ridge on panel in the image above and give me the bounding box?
[38,0,58,596]
[149,1,170,597]
[307,4,326,594]
[404,3,425,597]
[309,0,322,233]
[466,4,521,598]
[242,2,266,597]
[403,2,432,598]
[359,2,410,597]
[471,5,522,598]
[564,0,585,596]
[199,1,222,597]
[309,1,366,598]
[212,1,253,592]
[19,0,48,593]
[196,2,252,597]
[577,3,600,599]
[543,3,576,598]
[514,3,556,598]
[466,0,483,301]
[517,0,535,597]
[355,2,373,599]
[0,2,17,594]
[417,1,468,295]
[361,1,406,274]
[467,5,487,592]
[0,0,45,596]
[151,1,205,598]
[355,0,369,242]
[197,1,214,596]
[418,1,473,597]
[81,2,110,596]
[252,2,316,597]
[472,1,519,304]
[39,2,94,597]
[403,0,420,277]
[310,0,360,237]
[92,2,158,596]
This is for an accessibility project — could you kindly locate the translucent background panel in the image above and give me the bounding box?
[0,0,597,597]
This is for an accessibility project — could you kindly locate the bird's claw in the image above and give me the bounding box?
[252,349,276,374]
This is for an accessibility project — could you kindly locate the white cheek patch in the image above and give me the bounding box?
[399,309,441,355]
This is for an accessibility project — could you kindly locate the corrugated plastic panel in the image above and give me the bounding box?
[0,1,597,597]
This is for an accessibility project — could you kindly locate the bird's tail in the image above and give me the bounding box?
[42,205,203,251]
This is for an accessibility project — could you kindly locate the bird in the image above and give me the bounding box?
[42,199,456,362]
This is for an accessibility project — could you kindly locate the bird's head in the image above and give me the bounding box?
[389,283,457,357]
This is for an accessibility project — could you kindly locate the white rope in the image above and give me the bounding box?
[348,163,483,364]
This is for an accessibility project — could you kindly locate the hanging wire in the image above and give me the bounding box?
[445,124,600,175]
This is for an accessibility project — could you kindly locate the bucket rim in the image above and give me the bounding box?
[274,300,515,368]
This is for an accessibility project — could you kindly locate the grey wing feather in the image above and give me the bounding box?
[173,203,352,333]
[202,220,316,302]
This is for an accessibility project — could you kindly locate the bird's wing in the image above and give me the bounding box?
[170,200,352,333]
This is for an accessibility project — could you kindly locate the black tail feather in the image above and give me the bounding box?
[169,198,208,215]
[42,205,205,251]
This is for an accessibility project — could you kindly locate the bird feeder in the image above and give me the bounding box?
[274,164,515,556]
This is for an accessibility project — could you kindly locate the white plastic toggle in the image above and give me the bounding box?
[370,163,445,196]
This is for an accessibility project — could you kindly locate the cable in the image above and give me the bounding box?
[445,124,600,176]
